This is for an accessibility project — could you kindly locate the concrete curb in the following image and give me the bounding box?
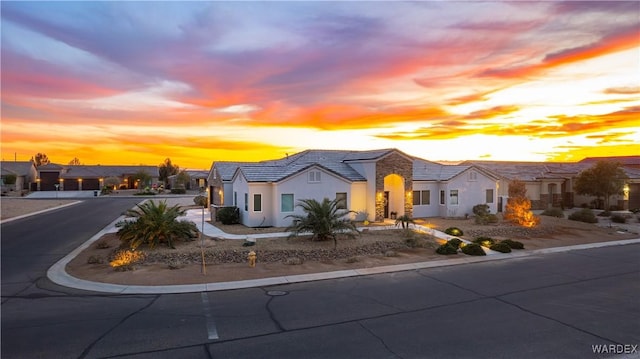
[46,213,640,294]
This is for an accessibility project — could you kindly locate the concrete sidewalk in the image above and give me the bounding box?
[45,207,640,294]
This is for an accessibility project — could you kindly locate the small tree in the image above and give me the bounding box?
[132,170,152,190]
[68,157,82,165]
[104,176,121,189]
[175,170,190,189]
[285,198,359,248]
[2,174,17,185]
[574,161,628,210]
[159,158,179,183]
[32,153,50,167]
[504,179,540,227]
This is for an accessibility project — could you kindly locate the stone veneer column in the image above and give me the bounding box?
[374,152,413,222]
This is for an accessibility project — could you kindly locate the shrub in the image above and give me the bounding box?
[473,236,496,247]
[611,214,627,223]
[447,237,462,249]
[541,208,564,218]
[345,256,360,263]
[461,243,486,256]
[171,188,186,194]
[96,239,111,249]
[109,249,145,270]
[436,243,458,255]
[395,214,415,229]
[500,239,524,249]
[473,204,490,217]
[597,210,611,217]
[116,200,198,249]
[489,242,512,253]
[167,259,186,270]
[193,195,207,207]
[384,250,399,257]
[568,208,598,223]
[217,207,240,225]
[87,255,104,264]
[444,227,464,236]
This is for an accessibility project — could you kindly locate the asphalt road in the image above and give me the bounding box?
[1,199,639,359]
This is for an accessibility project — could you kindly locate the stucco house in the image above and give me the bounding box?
[466,158,640,211]
[208,149,504,227]
[1,160,38,193]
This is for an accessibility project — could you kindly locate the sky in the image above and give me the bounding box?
[1,1,639,169]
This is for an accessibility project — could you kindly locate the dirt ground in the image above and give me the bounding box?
[1,198,78,220]
[66,214,639,286]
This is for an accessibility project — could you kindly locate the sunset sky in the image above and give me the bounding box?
[2,1,639,169]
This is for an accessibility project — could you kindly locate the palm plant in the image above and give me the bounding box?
[285,198,359,248]
[116,200,198,250]
[395,214,415,229]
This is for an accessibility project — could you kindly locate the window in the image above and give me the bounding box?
[486,189,494,203]
[469,171,477,181]
[244,193,248,211]
[308,170,321,183]
[253,194,262,212]
[412,190,421,205]
[413,190,432,206]
[234,191,237,207]
[440,190,445,205]
[336,192,347,209]
[281,194,294,212]
[421,190,430,205]
[450,190,459,205]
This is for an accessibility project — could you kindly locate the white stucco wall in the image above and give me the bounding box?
[411,182,440,218]
[271,166,356,227]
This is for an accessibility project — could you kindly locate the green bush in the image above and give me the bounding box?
[473,236,496,247]
[500,239,524,249]
[541,207,564,218]
[447,237,462,249]
[217,206,240,225]
[171,188,186,194]
[193,195,207,207]
[461,243,486,256]
[489,242,512,253]
[444,227,464,236]
[568,208,598,223]
[436,243,458,255]
[611,214,627,223]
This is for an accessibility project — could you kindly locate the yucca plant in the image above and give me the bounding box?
[285,198,359,248]
[116,200,198,250]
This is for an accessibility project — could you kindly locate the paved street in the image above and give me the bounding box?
[2,199,639,358]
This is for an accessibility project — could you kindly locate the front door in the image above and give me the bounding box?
[383,191,389,218]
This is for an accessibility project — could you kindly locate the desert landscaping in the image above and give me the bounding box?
[3,198,638,286]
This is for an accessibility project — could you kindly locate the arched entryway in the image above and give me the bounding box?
[373,151,413,222]
[383,174,404,219]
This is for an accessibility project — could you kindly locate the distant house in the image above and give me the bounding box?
[466,157,640,211]
[0,161,37,193]
[167,169,208,190]
[35,164,159,191]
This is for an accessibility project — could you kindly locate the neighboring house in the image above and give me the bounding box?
[35,164,159,191]
[1,161,37,193]
[466,157,640,211]
[167,169,208,190]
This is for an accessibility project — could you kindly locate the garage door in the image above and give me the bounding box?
[40,172,60,191]
[629,184,640,211]
[82,179,100,190]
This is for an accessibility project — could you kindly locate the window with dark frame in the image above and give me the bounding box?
[336,192,347,209]
[281,193,294,212]
[486,189,494,203]
[253,194,262,212]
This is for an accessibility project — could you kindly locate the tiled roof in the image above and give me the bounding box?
[219,149,404,183]
[463,161,591,181]
[60,165,159,179]
[1,161,35,176]
[580,156,640,166]
[413,159,471,181]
